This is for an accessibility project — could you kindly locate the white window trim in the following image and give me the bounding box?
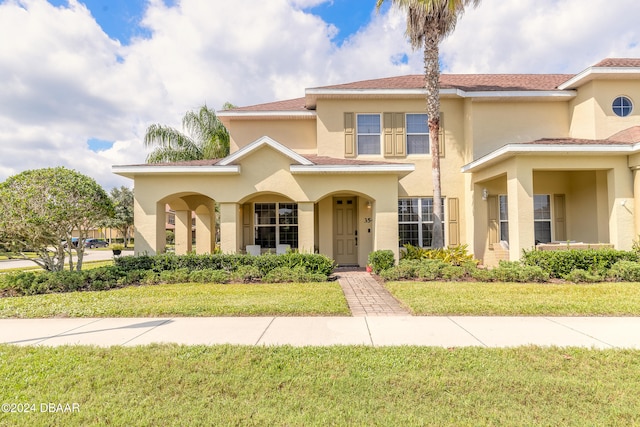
[356,113,382,156]
[398,197,445,248]
[533,194,553,243]
[498,194,509,243]
[405,113,430,156]
[253,203,298,248]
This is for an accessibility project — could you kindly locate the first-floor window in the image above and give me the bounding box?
[534,194,551,244]
[398,197,445,248]
[254,203,298,248]
[499,195,509,242]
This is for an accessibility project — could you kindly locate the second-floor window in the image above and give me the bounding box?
[357,114,381,155]
[406,113,429,154]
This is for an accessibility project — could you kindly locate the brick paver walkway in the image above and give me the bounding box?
[334,268,410,316]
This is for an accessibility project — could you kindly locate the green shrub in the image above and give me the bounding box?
[159,268,191,284]
[379,265,414,281]
[415,259,447,280]
[141,271,160,286]
[490,261,549,283]
[440,265,466,280]
[564,269,602,283]
[263,266,318,283]
[608,260,640,282]
[368,250,395,274]
[187,269,229,284]
[522,249,638,278]
[401,244,476,266]
[470,268,493,282]
[400,244,429,260]
[230,265,262,283]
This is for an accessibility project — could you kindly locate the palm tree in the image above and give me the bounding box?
[145,105,230,163]
[377,0,479,248]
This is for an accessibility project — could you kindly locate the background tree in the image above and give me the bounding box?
[0,167,113,271]
[377,0,479,248]
[105,186,134,247]
[145,105,230,163]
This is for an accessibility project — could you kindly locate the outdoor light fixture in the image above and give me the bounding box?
[482,188,489,201]
[366,201,372,209]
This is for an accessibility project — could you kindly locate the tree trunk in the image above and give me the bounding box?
[424,25,444,248]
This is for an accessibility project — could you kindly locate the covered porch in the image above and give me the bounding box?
[465,154,635,266]
[113,136,414,267]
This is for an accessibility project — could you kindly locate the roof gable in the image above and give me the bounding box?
[218,136,313,166]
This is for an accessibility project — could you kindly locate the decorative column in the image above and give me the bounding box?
[297,202,315,253]
[195,202,216,254]
[174,210,193,255]
[219,203,240,254]
[506,162,534,261]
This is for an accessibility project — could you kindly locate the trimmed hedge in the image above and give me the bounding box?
[114,252,335,277]
[0,253,336,296]
[521,249,638,278]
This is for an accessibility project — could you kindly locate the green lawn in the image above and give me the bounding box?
[385,281,640,316]
[1,345,638,426]
[0,282,350,318]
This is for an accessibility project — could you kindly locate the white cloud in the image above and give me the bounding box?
[0,0,639,190]
[440,0,640,73]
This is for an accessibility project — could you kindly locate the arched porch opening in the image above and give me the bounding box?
[161,193,217,255]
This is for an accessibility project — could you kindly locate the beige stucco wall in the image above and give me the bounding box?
[226,119,317,154]
[469,101,570,158]
[570,80,640,139]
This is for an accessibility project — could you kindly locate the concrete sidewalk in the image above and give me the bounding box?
[2,316,640,348]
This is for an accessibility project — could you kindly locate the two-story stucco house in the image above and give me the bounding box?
[113,58,640,266]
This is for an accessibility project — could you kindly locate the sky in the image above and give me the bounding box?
[1,0,640,190]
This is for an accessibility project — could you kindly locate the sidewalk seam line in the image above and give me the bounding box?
[364,317,374,346]
[30,318,103,345]
[255,317,276,345]
[448,317,488,347]
[544,317,615,348]
[122,318,174,346]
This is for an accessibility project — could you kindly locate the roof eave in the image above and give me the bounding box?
[304,88,574,108]
[558,67,640,90]
[112,165,241,179]
[461,143,640,173]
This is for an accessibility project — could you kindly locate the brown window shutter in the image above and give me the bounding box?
[394,113,405,157]
[383,113,394,156]
[487,195,498,246]
[447,197,459,246]
[554,194,566,241]
[344,113,355,157]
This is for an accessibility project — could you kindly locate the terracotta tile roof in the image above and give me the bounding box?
[523,127,640,146]
[128,159,223,167]
[316,74,573,92]
[225,97,309,112]
[524,137,632,146]
[592,58,640,68]
[607,126,640,143]
[302,155,403,166]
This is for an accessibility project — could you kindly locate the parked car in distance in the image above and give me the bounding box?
[85,238,109,249]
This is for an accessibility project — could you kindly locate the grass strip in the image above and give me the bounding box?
[385,281,640,315]
[0,282,350,318]
[0,345,638,426]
